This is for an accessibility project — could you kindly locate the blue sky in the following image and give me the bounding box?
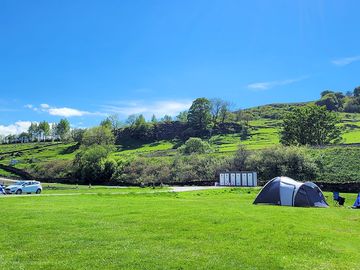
[1,0,359,135]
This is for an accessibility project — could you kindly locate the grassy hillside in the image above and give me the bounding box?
[0,188,359,270]
[0,111,359,182]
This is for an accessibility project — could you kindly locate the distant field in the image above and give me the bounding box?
[0,188,359,269]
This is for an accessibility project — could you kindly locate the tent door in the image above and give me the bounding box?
[280,182,296,206]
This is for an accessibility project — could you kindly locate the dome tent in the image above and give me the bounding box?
[253,177,328,207]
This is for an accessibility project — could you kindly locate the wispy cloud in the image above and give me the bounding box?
[103,100,192,118]
[0,121,33,136]
[331,55,360,66]
[26,104,106,118]
[247,77,307,91]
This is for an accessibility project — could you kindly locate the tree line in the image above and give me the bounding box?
[315,86,360,113]
[1,119,71,144]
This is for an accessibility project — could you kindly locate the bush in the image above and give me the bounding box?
[28,159,73,179]
[171,155,227,183]
[111,158,171,185]
[178,138,212,154]
[82,126,115,146]
[247,146,318,182]
[73,145,114,184]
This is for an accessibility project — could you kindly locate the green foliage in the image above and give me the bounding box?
[38,121,50,137]
[73,145,115,183]
[100,118,112,130]
[315,92,344,111]
[247,146,318,181]
[309,147,360,183]
[178,137,212,154]
[82,126,115,146]
[187,97,212,131]
[176,111,188,122]
[56,119,71,141]
[354,86,360,97]
[70,128,86,144]
[281,105,341,146]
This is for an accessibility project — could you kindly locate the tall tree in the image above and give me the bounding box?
[100,118,112,130]
[176,111,188,122]
[151,114,158,123]
[354,86,360,98]
[28,122,39,141]
[82,126,115,146]
[56,119,71,141]
[162,115,172,123]
[38,121,50,141]
[108,114,122,130]
[187,98,212,131]
[126,114,137,127]
[280,105,341,146]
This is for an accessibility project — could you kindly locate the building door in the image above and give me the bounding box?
[235,173,241,186]
[230,173,236,186]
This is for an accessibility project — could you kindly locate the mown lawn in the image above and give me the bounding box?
[0,188,359,270]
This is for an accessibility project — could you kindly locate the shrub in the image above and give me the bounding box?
[247,146,318,182]
[82,126,115,146]
[29,159,73,179]
[73,145,114,184]
[178,138,212,154]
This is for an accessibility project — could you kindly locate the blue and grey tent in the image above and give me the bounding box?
[353,193,360,209]
[253,176,328,208]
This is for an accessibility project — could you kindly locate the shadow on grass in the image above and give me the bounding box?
[60,143,80,154]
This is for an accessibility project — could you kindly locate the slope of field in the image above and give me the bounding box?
[0,189,359,270]
[0,111,359,182]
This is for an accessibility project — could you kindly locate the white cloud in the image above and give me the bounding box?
[331,56,360,66]
[103,100,192,118]
[247,77,307,91]
[0,121,33,136]
[47,107,90,117]
[26,104,105,117]
[40,103,50,109]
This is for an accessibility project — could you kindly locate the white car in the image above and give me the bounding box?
[5,181,42,195]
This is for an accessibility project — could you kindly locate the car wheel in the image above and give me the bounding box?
[36,189,42,194]
[16,189,22,195]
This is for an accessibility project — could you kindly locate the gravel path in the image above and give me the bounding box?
[0,176,224,198]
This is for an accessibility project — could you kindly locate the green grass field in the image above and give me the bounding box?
[0,188,359,270]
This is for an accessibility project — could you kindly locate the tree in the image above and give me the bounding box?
[73,145,114,184]
[38,121,50,141]
[71,128,86,144]
[134,114,147,128]
[82,126,115,146]
[187,98,212,131]
[126,114,137,127]
[176,111,188,122]
[354,86,360,98]
[151,114,158,123]
[28,122,39,141]
[280,105,341,146]
[108,114,122,130]
[320,90,334,97]
[178,137,212,154]
[247,146,318,181]
[315,93,343,111]
[100,118,112,130]
[219,102,231,124]
[161,115,172,123]
[210,98,231,126]
[56,119,71,141]
[235,110,253,125]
